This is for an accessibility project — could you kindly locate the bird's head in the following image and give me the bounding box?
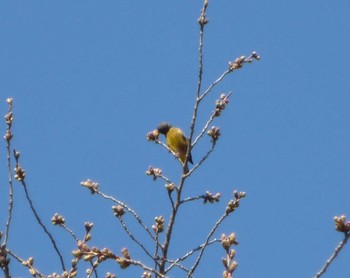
[157,122,172,135]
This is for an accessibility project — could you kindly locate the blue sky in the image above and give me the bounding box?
[1,1,350,277]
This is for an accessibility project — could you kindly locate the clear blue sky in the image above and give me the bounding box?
[1,1,350,277]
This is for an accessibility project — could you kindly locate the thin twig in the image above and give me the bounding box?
[165,238,219,272]
[159,2,209,275]
[154,231,160,271]
[314,232,350,278]
[192,112,216,148]
[61,224,79,242]
[158,174,174,186]
[195,4,206,99]
[188,212,228,276]
[164,260,189,273]
[185,1,208,166]
[180,195,204,204]
[96,190,157,243]
[4,142,14,246]
[6,249,45,278]
[192,92,232,147]
[199,70,231,101]
[161,193,179,273]
[199,51,259,102]
[87,261,99,278]
[21,180,66,271]
[168,191,175,210]
[4,99,14,246]
[117,216,156,263]
[185,142,216,178]
[126,259,167,278]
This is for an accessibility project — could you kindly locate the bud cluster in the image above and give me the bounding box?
[84,222,94,234]
[165,182,176,193]
[81,179,99,194]
[4,98,13,143]
[48,271,70,278]
[207,126,221,143]
[221,233,239,278]
[72,240,124,270]
[0,244,10,272]
[228,51,260,72]
[105,272,117,278]
[116,248,131,269]
[334,215,350,233]
[203,191,221,204]
[214,94,231,117]
[21,257,36,276]
[14,163,25,181]
[152,216,165,233]
[197,1,209,27]
[146,166,163,181]
[146,129,159,142]
[112,205,125,217]
[226,191,246,215]
[142,272,152,278]
[51,213,65,226]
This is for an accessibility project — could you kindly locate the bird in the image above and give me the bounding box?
[157,122,193,165]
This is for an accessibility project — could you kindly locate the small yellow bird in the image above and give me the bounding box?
[157,122,193,165]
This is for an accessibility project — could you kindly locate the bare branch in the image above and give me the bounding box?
[180,191,220,205]
[96,189,157,243]
[61,224,79,242]
[185,141,216,178]
[167,191,176,210]
[126,259,168,278]
[154,232,160,271]
[13,152,66,271]
[199,51,260,102]
[199,70,231,101]
[192,92,232,147]
[51,213,79,242]
[165,238,219,272]
[117,215,156,263]
[314,232,350,278]
[21,180,66,271]
[4,98,14,247]
[6,249,45,278]
[180,195,203,204]
[188,213,228,276]
[184,0,210,171]
[158,174,174,186]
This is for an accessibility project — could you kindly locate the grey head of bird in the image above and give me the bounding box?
[157,122,172,135]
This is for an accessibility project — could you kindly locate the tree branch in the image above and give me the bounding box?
[314,232,350,278]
